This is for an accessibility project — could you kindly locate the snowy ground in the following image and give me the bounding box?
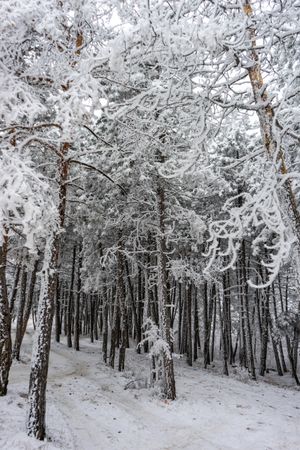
[1,331,300,450]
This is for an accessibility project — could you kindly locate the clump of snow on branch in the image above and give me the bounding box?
[0,149,57,251]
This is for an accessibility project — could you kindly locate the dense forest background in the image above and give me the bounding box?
[1,0,300,442]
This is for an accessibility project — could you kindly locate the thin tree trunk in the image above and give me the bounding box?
[9,260,21,315]
[67,246,76,348]
[217,283,229,376]
[0,233,12,396]
[186,284,193,366]
[210,295,216,362]
[156,178,176,400]
[178,282,182,352]
[125,259,139,342]
[136,265,143,353]
[109,288,118,369]
[55,275,61,343]
[90,295,94,343]
[118,234,127,371]
[259,287,269,376]
[194,288,200,361]
[241,241,256,379]
[102,300,109,363]
[74,248,82,351]
[13,262,28,360]
[18,258,39,356]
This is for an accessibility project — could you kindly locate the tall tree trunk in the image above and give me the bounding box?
[67,246,76,348]
[243,0,300,242]
[102,300,109,363]
[27,142,70,439]
[180,286,187,355]
[90,295,94,344]
[210,295,216,363]
[125,259,139,343]
[63,284,68,336]
[194,287,200,361]
[217,283,229,376]
[241,241,256,380]
[259,286,270,376]
[109,288,118,369]
[178,282,182,352]
[74,248,82,351]
[55,276,61,343]
[224,272,233,365]
[118,234,127,371]
[27,238,57,439]
[203,282,213,367]
[156,178,176,400]
[238,261,247,368]
[136,265,143,353]
[0,233,12,396]
[186,284,193,366]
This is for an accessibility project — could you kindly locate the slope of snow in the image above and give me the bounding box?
[1,331,300,450]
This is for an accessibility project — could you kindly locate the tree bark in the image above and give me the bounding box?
[186,284,193,366]
[217,283,229,376]
[0,233,12,396]
[27,142,70,439]
[243,0,300,242]
[117,234,127,371]
[13,262,28,360]
[20,258,39,342]
[55,275,61,343]
[67,245,76,348]
[241,241,256,380]
[193,287,200,361]
[156,178,176,400]
[74,248,82,351]
[27,239,57,439]
[9,260,21,315]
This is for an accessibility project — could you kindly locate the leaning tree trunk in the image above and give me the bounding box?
[243,0,300,241]
[0,233,12,396]
[156,177,176,400]
[27,142,70,440]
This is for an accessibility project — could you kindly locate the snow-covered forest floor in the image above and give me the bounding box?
[1,329,300,450]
